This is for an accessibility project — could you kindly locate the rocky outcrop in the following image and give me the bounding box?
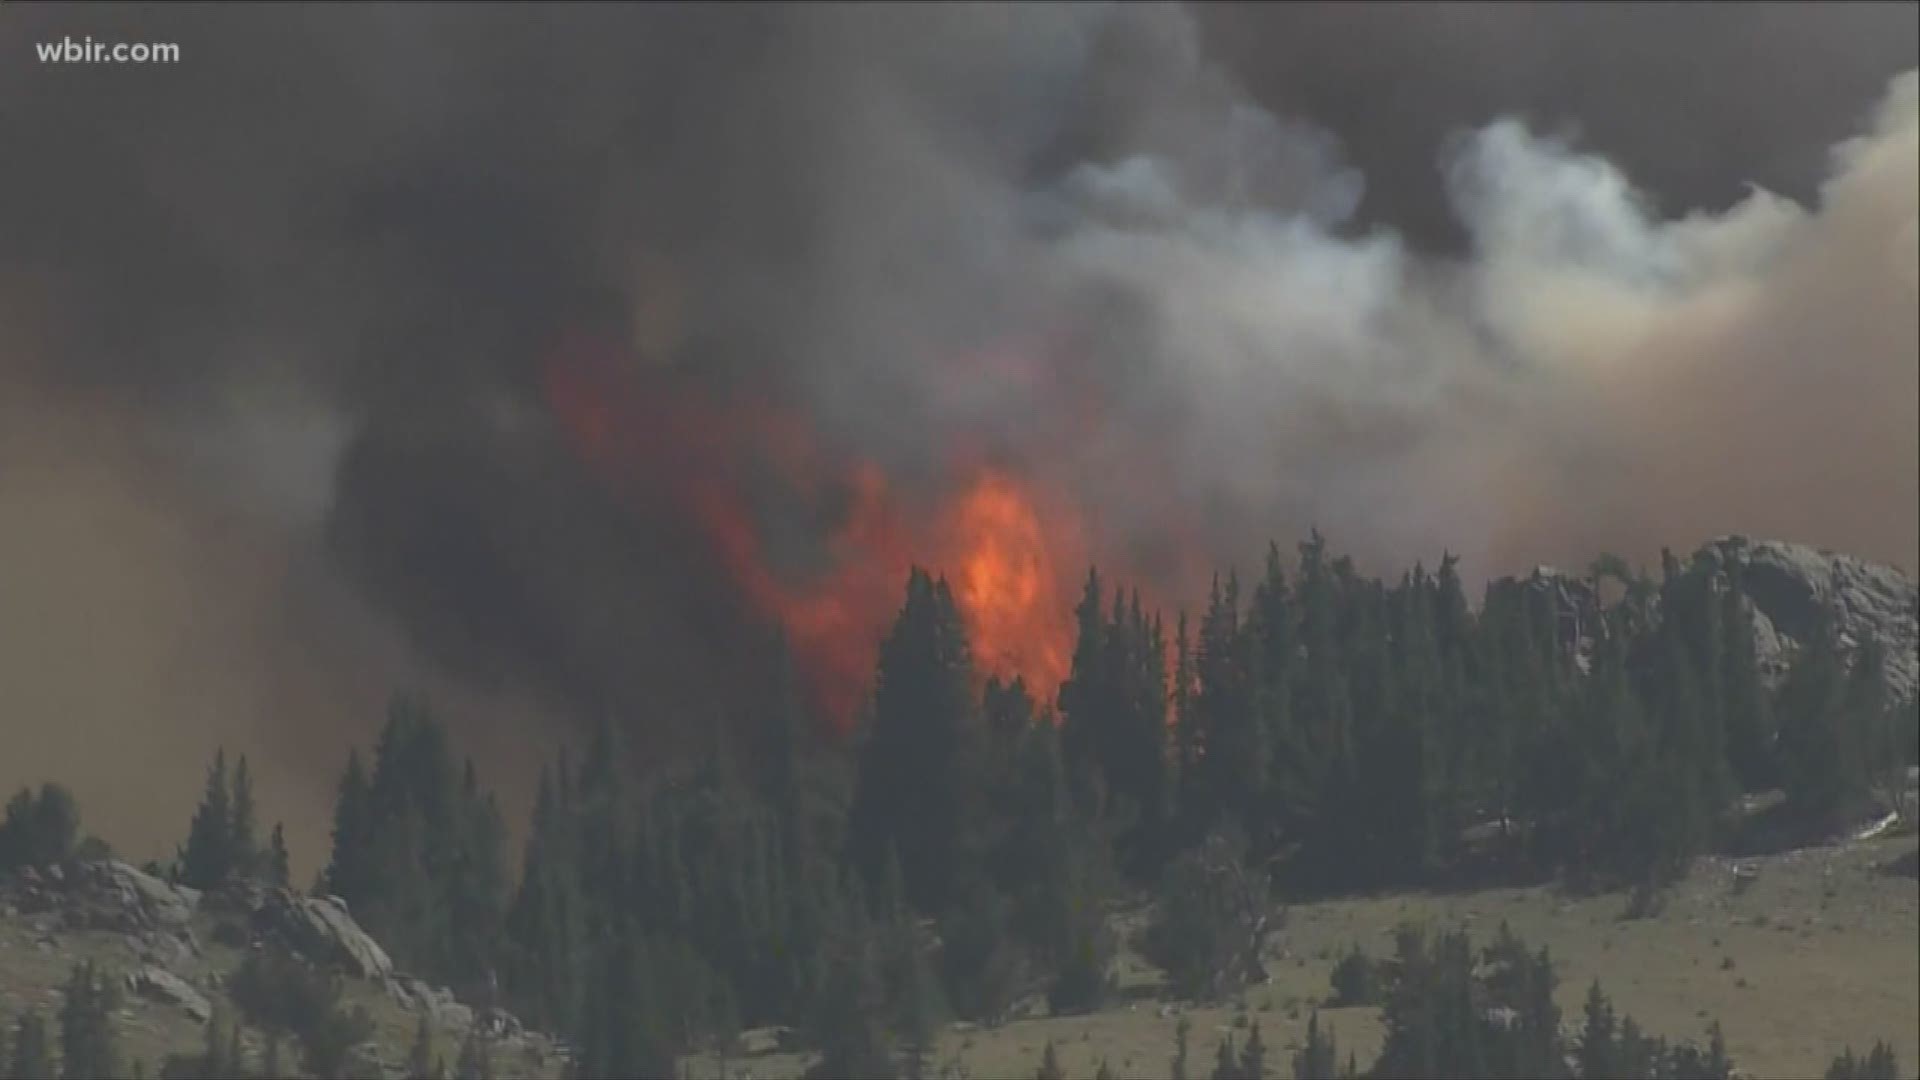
[0,860,200,934]
[387,975,474,1030]
[2,865,559,1077]
[1523,567,1608,672]
[248,889,395,981]
[1514,539,1916,705]
[127,964,214,1022]
[1691,536,1918,703]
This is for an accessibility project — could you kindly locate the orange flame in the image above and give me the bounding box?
[938,468,1078,695]
[538,336,1085,728]
[707,461,914,723]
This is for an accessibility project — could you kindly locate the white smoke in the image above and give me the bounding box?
[987,23,1918,582]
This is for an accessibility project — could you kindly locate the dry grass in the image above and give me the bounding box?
[686,836,1919,1080]
[4,837,1911,1078]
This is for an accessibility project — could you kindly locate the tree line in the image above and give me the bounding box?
[3,532,1914,1077]
[285,536,1910,1074]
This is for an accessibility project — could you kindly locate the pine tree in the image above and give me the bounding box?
[849,568,977,912]
[179,749,234,889]
[1113,593,1172,870]
[807,906,895,1080]
[1059,578,1173,874]
[230,754,261,880]
[191,1007,235,1080]
[1598,620,1723,888]
[1247,543,1299,849]
[1359,569,1448,885]
[1059,568,1109,786]
[1717,577,1776,790]
[572,931,628,1079]
[1706,1022,1732,1080]
[454,1029,493,1080]
[1197,573,1264,836]
[1776,613,1855,825]
[1239,1021,1267,1078]
[1172,1015,1192,1080]
[9,1011,52,1080]
[1847,642,1903,817]
[407,1016,435,1079]
[1373,927,1474,1079]
[1211,1033,1240,1080]
[0,785,82,872]
[1142,826,1272,1000]
[883,909,942,1078]
[1576,981,1617,1080]
[1172,611,1201,820]
[1500,939,1562,1078]
[322,749,373,902]
[1825,1041,1900,1080]
[1036,1041,1064,1080]
[57,961,119,1080]
[503,766,583,1033]
[761,629,809,799]
[317,697,509,991]
[1290,533,1357,888]
[448,759,509,990]
[1293,1013,1339,1080]
[938,884,1027,1024]
[1038,806,1118,1015]
[267,823,292,888]
[1617,1016,1656,1079]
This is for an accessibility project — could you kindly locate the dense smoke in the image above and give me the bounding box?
[1,3,1914,863]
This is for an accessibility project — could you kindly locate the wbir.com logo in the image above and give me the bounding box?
[36,36,181,64]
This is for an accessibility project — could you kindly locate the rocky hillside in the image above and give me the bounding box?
[0,860,561,1078]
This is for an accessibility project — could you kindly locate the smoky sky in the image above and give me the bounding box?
[1,2,1915,864]
[1199,2,1920,248]
[5,3,1913,393]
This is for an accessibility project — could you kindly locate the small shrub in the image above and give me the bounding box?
[1327,944,1382,1007]
[1141,831,1272,1001]
[1825,1039,1900,1080]
[0,784,82,870]
[940,886,1029,1024]
[228,948,374,1079]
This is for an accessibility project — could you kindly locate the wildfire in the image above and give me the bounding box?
[938,469,1077,694]
[538,334,1083,728]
